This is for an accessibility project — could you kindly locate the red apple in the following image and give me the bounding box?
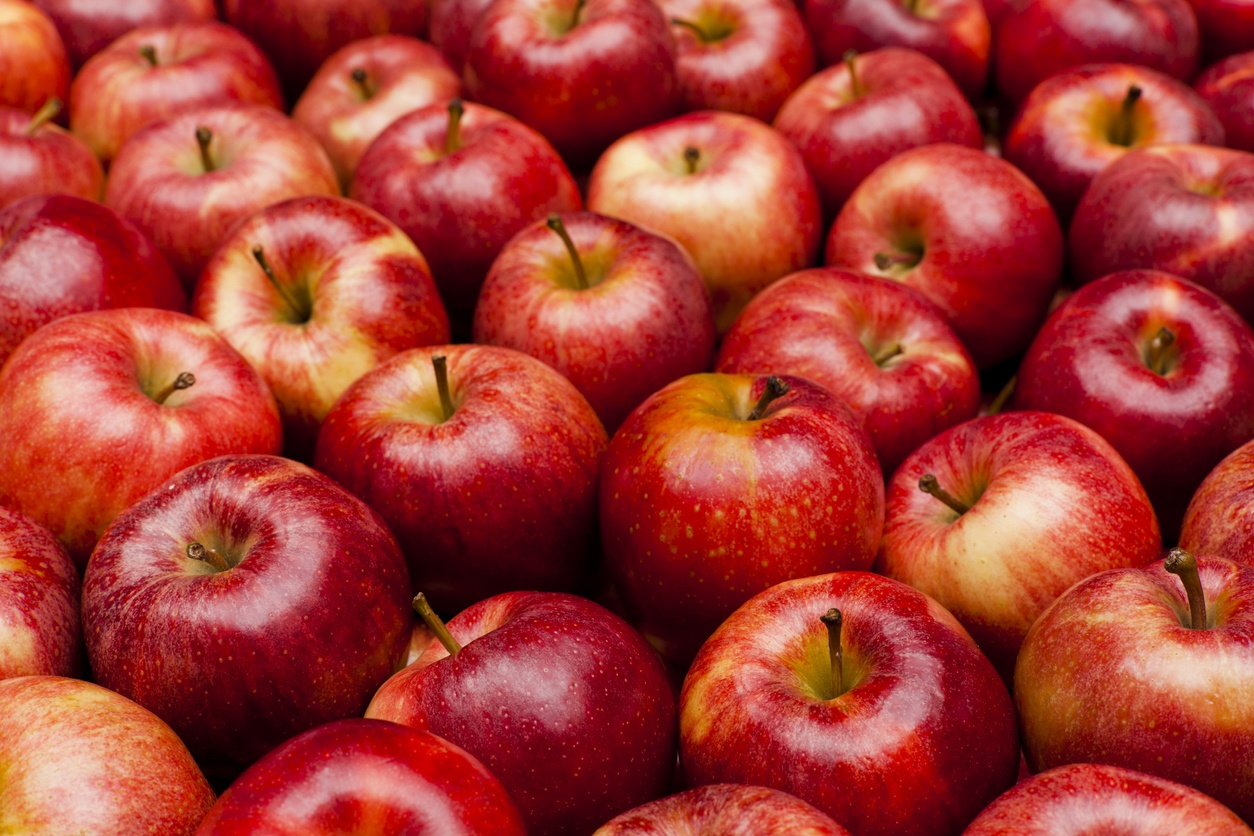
[473,211,716,432]
[0,0,70,115]
[0,193,185,367]
[1190,0,1254,62]
[1195,52,1254,154]
[70,21,285,164]
[32,0,217,68]
[0,101,103,211]
[0,308,283,568]
[594,785,851,835]
[83,454,413,787]
[367,591,677,836]
[194,719,527,835]
[1182,439,1254,563]
[0,509,79,680]
[315,344,607,614]
[428,0,495,74]
[679,571,1020,836]
[716,267,980,478]
[0,676,215,834]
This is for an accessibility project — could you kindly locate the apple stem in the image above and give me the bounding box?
[986,375,1016,416]
[684,146,700,175]
[843,50,862,98]
[871,342,902,366]
[1165,548,1208,630]
[186,542,230,573]
[1111,85,1143,147]
[545,213,589,289]
[919,473,970,515]
[874,251,922,271]
[24,97,62,136]
[153,371,196,405]
[250,245,307,318]
[350,67,374,99]
[821,608,844,698]
[746,376,790,420]
[1146,325,1176,375]
[432,355,455,421]
[445,98,464,155]
[414,593,461,656]
[139,44,159,66]
[196,126,215,173]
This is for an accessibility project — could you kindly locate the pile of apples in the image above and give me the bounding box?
[4,0,1254,832]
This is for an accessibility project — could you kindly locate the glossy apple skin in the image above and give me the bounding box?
[804,0,990,99]
[83,455,412,787]
[367,591,677,836]
[70,21,284,164]
[464,0,680,170]
[1182,440,1254,562]
[429,0,494,74]
[965,764,1253,835]
[588,111,822,333]
[0,676,215,835]
[716,268,980,479]
[1005,63,1224,223]
[1014,270,1254,538]
[994,0,1200,103]
[32,0,217,68]
[601,373,883,665]
[774,48,982,220]
[0,508,80,680]
[877,411,1162,680]
[193,195,450,461]
[679,572,1020,836]
[194,719,527,835]
[826,143,1064,369]
[0,1,70,115]
[1016,555,1254,823]
[0,106,103,212]
[292,36,460,190]
[0,308,283,568]
[661,0,814,123]
[352,101,582,325]
[315,345,607,614]
[594,785,851,835]
[106,104,339,290]
[473,211,716,432]
[1195,54,1254,154]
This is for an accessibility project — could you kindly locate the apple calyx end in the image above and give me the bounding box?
[25,97,62,137]
[546,213,589,289]
[186,541,231,573]
[431,355,455,422]
[414,593,461,656]
[746,376,789,420]
[1165,548,1208,630]
[153,371,196,405]
[918,473,971,515]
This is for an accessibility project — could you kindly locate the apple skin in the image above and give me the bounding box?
[1015,555,1254,823]
[593,785,851,835]
[70,21,285,165]
[716,268,981,480]
[105,103,340,290]
[0,308,283,569]
[292,35,461,190]
[876,411,1162,681]
[0,0,70,115]
[600,373,884,665]
[31,0,217,68]
[0,106,103,212]
[679,571,1020,836]
[193,719,527,835]
[366,591,678,836]
[0,508,80,680]
[1195,53,1254,154]
[192,194,450,461]
[1004,63,1225,224]
[1181,439,1254,563]
[587,110,822,333]
[774,47,982,220]
[315,344,607,615]
[428,0,495,74]
[0,194,186,367]
[472,211,717,433]
[1013,269,1254,539]
[826,142,1064,369]
[83,454,413,788]
[0,676,215,834]
[965,763,1254,835]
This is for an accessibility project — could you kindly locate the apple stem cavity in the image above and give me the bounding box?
[1111,85,1143,147]
[986,375,1016,416]
[1165,548,1208,630]
[821,608,844,698]
[414,593,461,656]
[350,67,374,99]
[139,44,159,66]
[195,126,215,173]
[546,213,589,289]
[432,355,455,421]
[684,146,701,175]
[843,50,862,98]
[445,98,464,155]
[153,371,195,405]
[747,376,790,420]
[874,251,922,272]
[24,97,62,136]
[186,542,230,573]
[1146,325,1176,375]
[919,473,970,515]
[251,245,310,321]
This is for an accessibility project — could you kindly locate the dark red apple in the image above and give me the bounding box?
[0,101,103,211]
[0,0,70,115]
[32,0,218,68]
[1195,52,1254,153]
[594,785,851,835]
[0,509,80,680]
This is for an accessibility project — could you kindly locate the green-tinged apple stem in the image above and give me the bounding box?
[873,251,922,271]
[350,67,374,99]
[746,376,790,420]
[1146,325,1176,375]
[24,97,62,136]
[414,593,461,656]
[986,375,1016,416]
[139,44,159,66]
[445,98,464,155]
[1165,548,1208,629]
[1111,85,1143,147]
[919,473,970,515]
[821,608,844,698]
[871,342,902,366]
[546,213,589,289]
[843,50,862,98]
[251,245,308,318]
[683,146,700,175]
[196,126,215,173]
[432,355,455,421]
[186,542,230,573]
[153,371,195,405]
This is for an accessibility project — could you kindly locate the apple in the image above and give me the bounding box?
[716,267,980,479]
[428,0,495,74]
[367,591,677,836]
[472,211,716,432]
[0,194,185,366]
[587,110,822,333]
[31,0,217,68]
[1180,439,1254,563]
[0,308,283,568]
[0,676,215,834]
[1016,549,1254,823]
[194,719,527,835]
[0,100,103,211]
[594,785,851,835]
[679,571,1020,835]
[825,142,1064,369]
[0,0,70,115]
[69,20,285,164]
[1195,52,1254,154]
[315,344,607,615]
[0,508,80,680]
